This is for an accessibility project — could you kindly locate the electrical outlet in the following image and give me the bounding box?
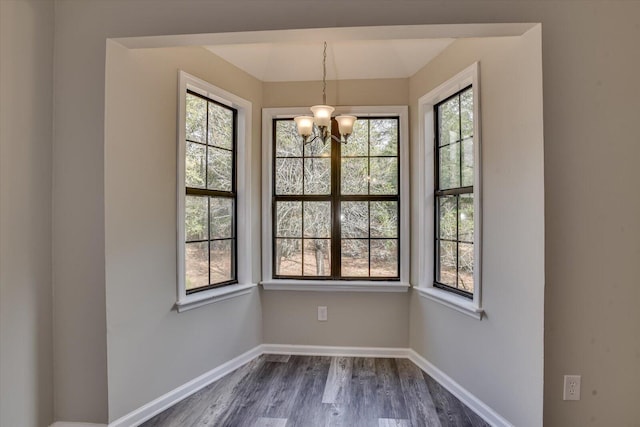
[318,306,328,321]
[563,375,581,400]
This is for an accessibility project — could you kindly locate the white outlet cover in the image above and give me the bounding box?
[318,306,328,321]
[563,375,581,401]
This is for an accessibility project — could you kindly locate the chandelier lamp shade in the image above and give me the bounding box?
[294,42,357,144]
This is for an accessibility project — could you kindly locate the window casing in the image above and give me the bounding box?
[262,107,409,291]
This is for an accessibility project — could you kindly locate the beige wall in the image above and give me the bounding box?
[48,1,640,425]
[104,43,264,421]
[0,1,54,426]
[409,30,544,426]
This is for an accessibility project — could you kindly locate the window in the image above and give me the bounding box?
[434,86,474,297]
[262,107,409,291]
[417,63,483,318]
[177,71,254,311]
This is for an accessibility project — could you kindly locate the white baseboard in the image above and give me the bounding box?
[261,343,409,358]
[66,344,509,427]
[108,345,263,427]
[408,349,513,427]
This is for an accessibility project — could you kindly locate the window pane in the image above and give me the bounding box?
[370,119,398,156]
[304,131,331,157]
[210,239,233,284]
[208,102,233,149]
[303,239,331,276]
[185,141,206,188]
[461,138,474,187]
[207,146,232,191]
[275,158,303,195]
[370,201,398,238]
[461,88,474,140]
[370,239,398,277]
[459,194,474,242]
[458,242,474,293]
[304,158,331,195]
[341,119,368,157]
[185,195,208,241]
[275,120,303,157]
[276,201,302,238]
[341,158,368,194]
[185,241,208,290]
[341,239,369,277]
[438,196,457,240]
[210,197,233,239]
[275,238,302,276]
[438,142,460,190]
[370,157,398,195]
[437,240,457,287]
[303,202,331,238]
[186,94,206,143]
[341,201,368,238]
[438,96,460,146]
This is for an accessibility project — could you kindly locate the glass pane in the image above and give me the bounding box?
[370,119,398,156]
[185,195,208,241]
[304,131,331,157]
[370,157,398,195]
[210,239,233,284]
[303,239,331,276]
[210,197,233,239]
[438,196,457,240]
[275,120,303,157]
[185,141,206,188]
[438,96,460,146]
[341,201,368,238]
[341,158,368,195]
[208,102,233,149]
[275,158,303,195]
[461,138,474,187]
[370,239,398,277]
[461,88,474,140]
[207,146,232,191]
[275,238,302,276]
[303,202,331,238]
[185,93,206,143]
[304,158,331,195]
[276,201,302,238]
[459,194,474,243]
[185,241,208,290]
[458,242,474,293]
[341,119,368,157]
[437,240,457,287]
[370,201,397,238]
[341,239,369,277]
[438,142,460,190]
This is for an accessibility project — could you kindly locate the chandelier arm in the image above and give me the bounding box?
[322,41,327,105]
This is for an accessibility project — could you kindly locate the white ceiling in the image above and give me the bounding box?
[205,39,455,82]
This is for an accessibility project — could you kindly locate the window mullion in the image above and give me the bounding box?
[331,120,341,278]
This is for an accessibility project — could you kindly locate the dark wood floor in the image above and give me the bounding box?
[142,355,489,427]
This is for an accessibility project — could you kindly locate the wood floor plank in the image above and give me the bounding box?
[378,418,410,427]
[396,358,442,427]
[423,371,489,427]
[286,356,332,427]
[252,417,288,427]
[344,357,379,427]
[322,356,353,404]
[375,358,409,420]
[264,354,291,363]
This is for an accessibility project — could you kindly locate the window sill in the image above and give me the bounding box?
[261,280,410,293]
[176,283,257,312]
[415,286,484,320]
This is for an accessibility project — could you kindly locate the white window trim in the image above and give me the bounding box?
[261,106,410,293]
[416,62,484,319]
[176,70,255,312]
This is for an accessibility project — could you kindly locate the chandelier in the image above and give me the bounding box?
[294,42,357,144]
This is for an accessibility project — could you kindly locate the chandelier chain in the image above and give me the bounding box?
[322,41,327,105]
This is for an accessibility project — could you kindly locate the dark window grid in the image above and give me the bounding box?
[341,155,398,159]
[272,117,401,280]
[433,86,473,298]
[185,139,234,153]
[185,90,238,293]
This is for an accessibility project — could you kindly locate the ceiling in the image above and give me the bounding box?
[205,39,455,82]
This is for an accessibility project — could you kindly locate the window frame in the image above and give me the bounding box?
[416,62,484,319]
[261,106,410,292]
[177,71,255,311]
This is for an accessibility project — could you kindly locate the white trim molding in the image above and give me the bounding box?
[261,344,409,358]
[50,423,107,427]
[415,62,484,318]
[261,280,409,293]
[408,349,513,427]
